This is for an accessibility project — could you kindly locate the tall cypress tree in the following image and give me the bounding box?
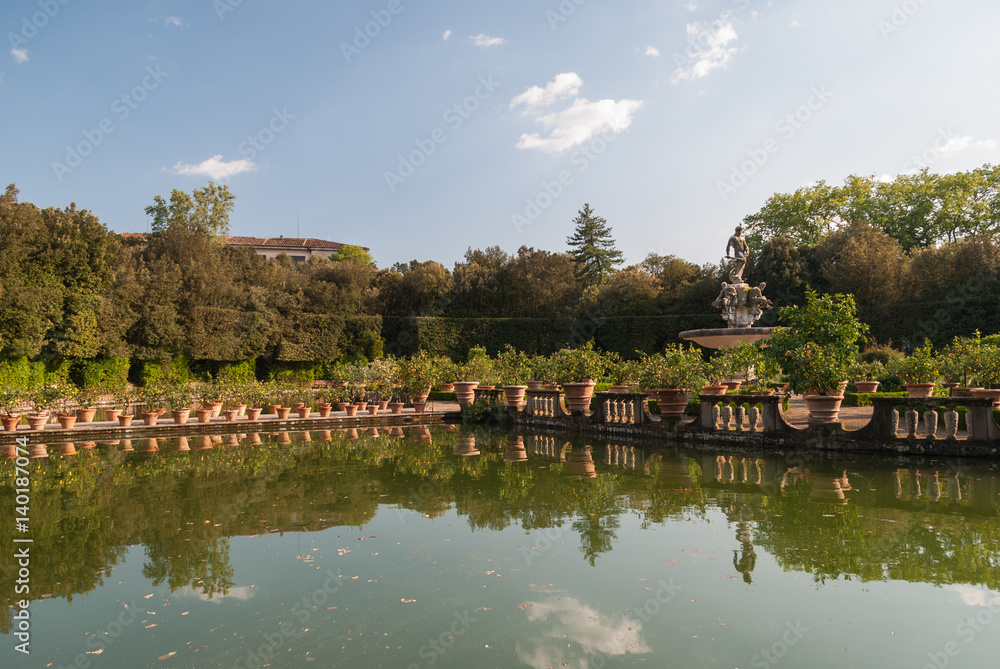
[566,203,624,287]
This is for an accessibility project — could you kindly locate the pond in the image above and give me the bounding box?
[2,426,1000,668]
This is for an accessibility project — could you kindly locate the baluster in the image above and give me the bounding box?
[626,400,635,425]
[923,407,938,440]
[735,405,746,432]
[748,406,759,433]
[906,409,919,438]
[720,404,733,431]
[944,410,959,440]
[891,409,900,437]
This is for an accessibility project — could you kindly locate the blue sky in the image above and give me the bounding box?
[2,0,998,269]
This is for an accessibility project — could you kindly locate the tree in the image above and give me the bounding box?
[566,203,623,287]
[145,181,235,237]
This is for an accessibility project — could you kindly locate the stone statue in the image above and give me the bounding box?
[748,282,773,322]
[712,282,737,316]
[726,225,750,284]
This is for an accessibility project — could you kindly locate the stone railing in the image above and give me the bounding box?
[593,392,651,426]
[523,390,568,418]
[697,394,788,434]
[855,396,1000,442]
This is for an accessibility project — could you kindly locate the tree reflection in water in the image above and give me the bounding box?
[2,426,999,635]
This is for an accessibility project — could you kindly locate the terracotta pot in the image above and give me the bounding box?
[338,402,350,412]
[105,409,122,422]
[172,408,192,424]
[607,385,630,393]
[354,402,368,412]
[317,403,333,418]
[562,381,596,413]
[526,381,544,391]
[223,409,239,422]
[453,434,479,456]
[904,382,936,398]
[656,389,691,417]
[378,400,389,410]
[412,401,427,414]
[970,388,1000,408]
[117,414,134,427]
[344,405,358,416]
[504,436,528,463]
[701,385,728,395]
[502,385,528,408]
[75,407,97,423]
[296,406,311,419]
[453,381,479,405]
[154,408,168,418]
[367,405,379,416]
[57,413,77,429]
[438,383,455,392]
[268,404,279,415]
[412,387,431,404]
[723,381,742,391]
[246,407,263,421]
[854,381,880,394]
[142,412,158,426]
[235,404,248,416]
[803,394,844,424]
[2,415,20,432]
[389,402,404,414]
[208,401,224,417]
[27,413,49,430]
[292,402,305,410]
[275,406,291,420]
[59,442,77,456]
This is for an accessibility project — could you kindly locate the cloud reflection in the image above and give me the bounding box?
[515,596,650,668]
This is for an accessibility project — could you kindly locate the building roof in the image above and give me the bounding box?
[117,232,367,252]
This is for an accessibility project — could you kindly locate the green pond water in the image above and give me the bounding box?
[2,426,1000,668]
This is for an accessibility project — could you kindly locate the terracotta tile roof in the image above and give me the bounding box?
[116,232,366,252]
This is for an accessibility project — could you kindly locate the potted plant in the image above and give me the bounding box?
[764,290,868,423]
[850,360,884,394]
[971,344,1000,407]
[894,340,940,398]
[113,384,141,426]
[199,380,225,418]
[27,385,60,430]
[605,354,640,393]
[400,352,437,406]
[73,386,100,423]
[552,341,606,413]
[640,346,707,416]
[55,387,78,429]
[168,385,193,424]
[435,356,459,392]
[495,344,530,407]
[0,387,23,432]
[701,357,730,395]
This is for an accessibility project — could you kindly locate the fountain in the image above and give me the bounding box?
[679,224,775,349]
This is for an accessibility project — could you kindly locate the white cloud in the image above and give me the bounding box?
[169,155,257,180]
[510,72,583,112]
[164,16,183,28]
[685,2,699,10]
[515,97,644,154]
[176,585,255,603]
[645,45,661,57]
[442,29,451,40]
[11,48,28,64]
[671,19,740,83]
[470,33,506,47]
[789,16,801,27]
[939,135,997,155]
[949,585,1000,608]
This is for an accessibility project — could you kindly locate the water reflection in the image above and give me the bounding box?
[515,595,651,668]
[2,425,1000,639]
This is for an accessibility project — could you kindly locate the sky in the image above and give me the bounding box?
[2,0,999,270]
